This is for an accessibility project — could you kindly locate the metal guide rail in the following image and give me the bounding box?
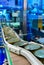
[0,25,12,65]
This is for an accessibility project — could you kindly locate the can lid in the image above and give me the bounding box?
[14,41,26,46]
[34,48,44,58]
[24,44,41,50]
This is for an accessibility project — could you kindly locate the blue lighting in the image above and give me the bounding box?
[3,10,6,16]
[42,14,44,15]
[0,5,3,7]
[0,11,2,15]
[28,0,44,15]
[0,9,6,16]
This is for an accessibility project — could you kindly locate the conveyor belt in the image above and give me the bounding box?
[3,25,44,65]
[0,25,12,65]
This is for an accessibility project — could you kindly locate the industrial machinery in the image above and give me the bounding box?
[27,0,44,40]
[0,0,44,65]
[2,25,44,65]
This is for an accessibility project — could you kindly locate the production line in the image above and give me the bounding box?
[2,25,44,65]
[0,0,44,65]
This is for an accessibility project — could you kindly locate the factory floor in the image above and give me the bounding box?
[10,52,31,65]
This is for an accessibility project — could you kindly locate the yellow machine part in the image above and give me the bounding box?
[38,16,42,30]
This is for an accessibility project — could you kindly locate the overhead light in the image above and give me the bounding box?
[0,5,3,7]
[42,13,44,15]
